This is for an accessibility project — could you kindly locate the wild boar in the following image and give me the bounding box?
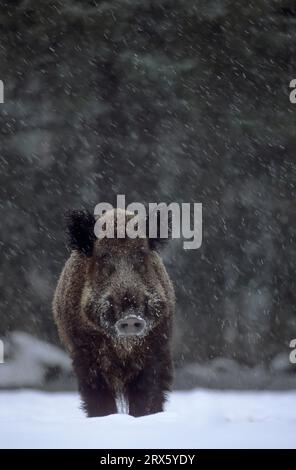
[53,209,175,417]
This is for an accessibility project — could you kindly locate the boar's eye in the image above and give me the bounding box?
[99,253,111,263]
[103,296,116,323]
[106,264,116,276]
[99,253,115,276]
[134,261,146,274]
[105,295,114,310]
[106,295,113,306]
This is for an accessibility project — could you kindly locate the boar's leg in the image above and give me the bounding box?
[127,363,172,417]
[73,356,117,417]
[79,382,117,417]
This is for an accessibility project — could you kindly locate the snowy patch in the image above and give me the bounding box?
[0,389,295,448]
[0,332,74,390]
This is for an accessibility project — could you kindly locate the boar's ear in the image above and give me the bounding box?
[65,210,96,257]
[146,209,172,252]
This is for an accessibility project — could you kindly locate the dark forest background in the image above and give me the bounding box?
[0,1,295,387]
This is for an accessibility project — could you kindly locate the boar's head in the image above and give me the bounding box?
[66,209,173,350]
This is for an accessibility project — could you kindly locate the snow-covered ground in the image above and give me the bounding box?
[0,389,295,449]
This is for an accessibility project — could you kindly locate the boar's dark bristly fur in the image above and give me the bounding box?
[65,209,96,257]
[53,209,175,417]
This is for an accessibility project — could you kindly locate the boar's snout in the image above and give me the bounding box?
[115,314,146,337]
